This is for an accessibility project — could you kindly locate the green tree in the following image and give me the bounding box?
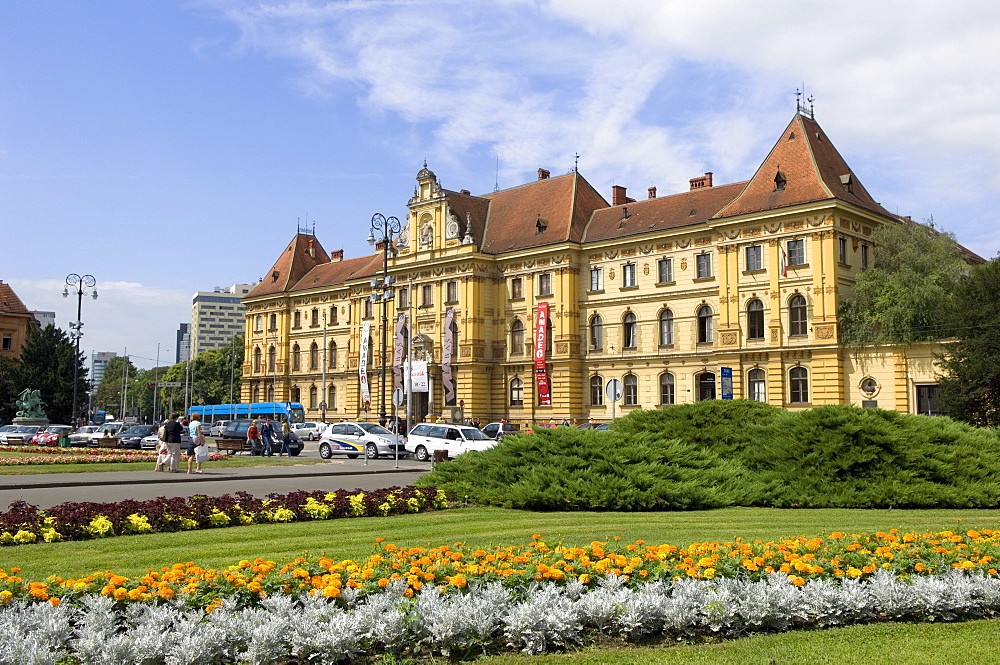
[12,325,88,423]
[0,356,18,424]
[92,356,138,416]
[839,221,969,351]
[937,258,1000,427]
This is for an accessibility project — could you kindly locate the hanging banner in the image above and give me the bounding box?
[442,307,456,406]
[534,302,552,407]
[393,313,407,394]
[359,321,371,411]
[407,361,428,392]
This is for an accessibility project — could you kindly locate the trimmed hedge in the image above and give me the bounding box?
[417,402,1000,510]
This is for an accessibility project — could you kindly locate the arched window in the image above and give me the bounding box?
[328,341,337,369]
[590,375,603,405]
[266,384,275,402]
[697,372,716,401]
[623,374,638,406]
[589,315,603,351]
[291,344,301,371]
[659,309,674,346]
[659,373,675,405]
[748,368,766,402]
[698,306,714,344]
[291,386,301,403]
[789,295,807,336]
[252,385,260,403]
[366,336,373,366]
[267,345,276,373]
[328,385,336,411]
[747,299,765,340]
[623,312,637,349]
[537,317,553,354]
[510,378,524,406]
[449,319,459,355]
[510,320,525,355]
[789,367,809,403]
[309,386,317,409]
[252,347,261,373]
[309,342,319,370]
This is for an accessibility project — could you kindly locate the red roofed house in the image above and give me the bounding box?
[242,112,974,428]
[0,280,39,359]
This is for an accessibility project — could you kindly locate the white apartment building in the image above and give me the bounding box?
[91,351,117,388]
[190,284,256,357]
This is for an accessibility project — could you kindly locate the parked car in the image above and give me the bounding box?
[291,421,324,441]
[0,425,41,445]
[140,431,191,450]
[31,425,73,446]
[318,421,405,460]
[68,425,99,446]
[209,420,231,437]
[480,422,520,440]
[0,425,19,435]
[219,419,304,456]
[116,425,158,449]
[405,423,495,461]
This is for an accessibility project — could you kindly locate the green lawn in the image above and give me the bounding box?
[0,451,331,474]
[5,505,1000,664]
[5,505,999,581]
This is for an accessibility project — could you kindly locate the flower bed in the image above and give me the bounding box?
[0,487,448,545]
[2,532,1000,662]
[0,446,225,466]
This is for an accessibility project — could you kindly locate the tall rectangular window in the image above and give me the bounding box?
[446,281,458,303]
[421,284,432,307]
[364,299,373,319]
[861,244,870,270]
[398,288,408,308]
[510,278,523,299]
[622,263,637,287]
[787,239,805,266]
[696,253,712,279]
[1,334,11,351]
[745,245,762,271]
[538,273,552,296]
[838,237,848,264]
[657,258,673,283]
[590,267,602,292]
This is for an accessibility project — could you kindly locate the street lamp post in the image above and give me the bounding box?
[367,213,401,427]
[63,274,97,426]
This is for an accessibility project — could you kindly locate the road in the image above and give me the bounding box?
[0,454,433,510]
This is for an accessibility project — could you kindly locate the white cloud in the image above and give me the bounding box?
[6,279,190,370]
[205,0,1000,257]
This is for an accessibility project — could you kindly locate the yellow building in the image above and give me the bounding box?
[242,112,955,425]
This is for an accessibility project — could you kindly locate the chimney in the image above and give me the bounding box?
[612,185,626,205]
[648,186,657,199]
[537,168,550,180]
[460,189,471,195]
[689,172,714,190]
[329,249,344,263]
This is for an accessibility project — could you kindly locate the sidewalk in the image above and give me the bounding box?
[0,459,430,491]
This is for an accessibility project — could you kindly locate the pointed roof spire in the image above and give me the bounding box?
[714,113,892,220]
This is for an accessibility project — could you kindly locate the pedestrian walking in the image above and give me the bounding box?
[247,419,261,455]
[186,414,205,474]
[154,422,169,472]
[277,417,291,456]
[261,416,275,456]
[162,412,184,473]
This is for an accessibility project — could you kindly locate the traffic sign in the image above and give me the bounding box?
[392,388,404,407]
[605,378,623,402]
[158,381,181,388]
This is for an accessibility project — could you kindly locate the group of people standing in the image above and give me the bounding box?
[245,416,293,456]
[154,412,207,474]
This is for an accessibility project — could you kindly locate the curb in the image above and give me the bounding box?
[0,466,427,491]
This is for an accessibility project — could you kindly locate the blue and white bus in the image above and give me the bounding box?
[187,402,306,424]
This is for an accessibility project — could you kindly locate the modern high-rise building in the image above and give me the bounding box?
[90,351,117,388]
[190,284,255,357]
[31,311,56,329]
[176,323,190,363]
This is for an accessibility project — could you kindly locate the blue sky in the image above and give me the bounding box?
[3,0,999,369]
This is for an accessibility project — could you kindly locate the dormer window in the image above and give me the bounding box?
[536,217,548,233]
[840,173,854,194]
[774,171,787,191]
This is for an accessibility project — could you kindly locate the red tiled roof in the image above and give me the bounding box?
[0,282,29,313]
[478,172,608,253]
[246,234,331,298]
[582,181,747,242]
[715,114,892,220]
[291,253,384,291]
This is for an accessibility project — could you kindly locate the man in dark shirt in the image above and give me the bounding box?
[163,412,184,473]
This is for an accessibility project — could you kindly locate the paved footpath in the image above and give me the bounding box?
[0,459,431,510]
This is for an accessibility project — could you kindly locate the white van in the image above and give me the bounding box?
[405,423,496,461]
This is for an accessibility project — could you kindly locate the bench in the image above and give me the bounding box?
[209,438,248,455]
[94,436,121,449]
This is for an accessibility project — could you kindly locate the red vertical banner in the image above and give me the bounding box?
[534,302,551,407]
